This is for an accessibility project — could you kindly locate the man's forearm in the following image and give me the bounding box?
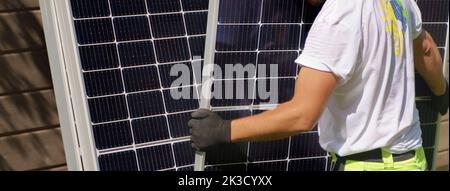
[230,68,337,143]
[414,31,446,96]
[230,101,315,143]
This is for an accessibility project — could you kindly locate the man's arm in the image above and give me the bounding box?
[413,31,449,115]
[414,31,446,96]
[189,67,337,150]
[231,67,337,142]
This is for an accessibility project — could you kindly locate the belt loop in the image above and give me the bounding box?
[331,153,338,163]
[381,148,394,169]
[330,153,339,171]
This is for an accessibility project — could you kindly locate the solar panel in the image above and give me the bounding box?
[69,0,209,171]
[41,0,448,171]
[202,0,328,171]
[203,0,449,171]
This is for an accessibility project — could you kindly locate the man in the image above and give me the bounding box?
[189,0,449,171]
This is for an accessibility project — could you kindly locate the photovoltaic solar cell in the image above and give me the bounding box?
[79,44,120,70]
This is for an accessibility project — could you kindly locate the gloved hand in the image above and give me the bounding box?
[188,109,231,151]
[431,82,449,115]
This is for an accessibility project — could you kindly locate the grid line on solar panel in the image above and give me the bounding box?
[77,35,208,53]
[71,0,210,19]
[80,57,205,77]
[97,135,190,153]
[72,10,210,22]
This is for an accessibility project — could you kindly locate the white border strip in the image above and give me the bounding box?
[444,22,449,82]
[39,0,83,171]
[40,0,100,170]
[195,0,221,171]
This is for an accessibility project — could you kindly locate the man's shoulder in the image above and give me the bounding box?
[316,0,365,27]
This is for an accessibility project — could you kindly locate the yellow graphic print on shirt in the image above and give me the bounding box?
[380,0,409,57]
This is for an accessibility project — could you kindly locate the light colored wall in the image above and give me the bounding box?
[437,114,449,171]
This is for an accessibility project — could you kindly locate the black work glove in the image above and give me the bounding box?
[431,82,449,115]
[188,109,231,151]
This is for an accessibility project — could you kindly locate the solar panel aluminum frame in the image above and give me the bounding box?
[40,0,99,170]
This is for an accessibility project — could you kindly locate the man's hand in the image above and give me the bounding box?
[431,82,449,115]
[188,109,231,151]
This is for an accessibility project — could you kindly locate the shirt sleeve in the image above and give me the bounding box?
[295,1,362,85]
[408,0,423,39]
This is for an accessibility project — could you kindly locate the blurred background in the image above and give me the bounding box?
[0,0,448,171]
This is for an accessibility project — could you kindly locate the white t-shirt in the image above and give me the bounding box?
[295,0,424,156]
